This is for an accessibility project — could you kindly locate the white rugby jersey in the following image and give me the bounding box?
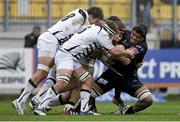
[48,8,89,45]
[61,24,114,60]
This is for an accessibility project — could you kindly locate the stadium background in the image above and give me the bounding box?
[0,0,180,119]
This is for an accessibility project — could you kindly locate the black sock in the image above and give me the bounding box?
[75,102,81,112]
[58,95,65,105]
[28,79,37,88]
[125,106,135,114]
[89,96,95,106]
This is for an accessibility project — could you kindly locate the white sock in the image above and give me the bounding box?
[17,79,36,104]
[80,89,91,112]
[33,78,55,102]
[64,103,74,111]
[38,87,57,110]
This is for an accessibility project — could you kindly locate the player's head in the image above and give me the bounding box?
[107,16,121,22]
[103,20,120,44]
[87,6,104,25]
[32,25,41,37]
[130,23,148,45]
[107,16,126,41]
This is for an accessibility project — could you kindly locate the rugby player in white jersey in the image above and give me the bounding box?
[12,6,104,115]
[33,20,133,116]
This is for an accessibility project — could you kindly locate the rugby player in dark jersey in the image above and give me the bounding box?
[91,23,153,114]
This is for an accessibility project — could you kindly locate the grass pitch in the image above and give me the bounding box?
[0,99,180,121]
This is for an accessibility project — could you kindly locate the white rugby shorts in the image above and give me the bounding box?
[55,50,82,70]
[37,32,59,58]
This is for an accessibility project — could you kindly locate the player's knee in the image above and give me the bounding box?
[83,76,93,88]
[142,95,153,107]
[77,71,92,83]
[33,69,49,81]
[137,89,153,107]
[56,74,71,84]
[38,64,50,73]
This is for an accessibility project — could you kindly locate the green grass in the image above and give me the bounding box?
[0,99,180,121]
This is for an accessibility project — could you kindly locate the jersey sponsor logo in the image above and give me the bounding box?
[130,47,140,55]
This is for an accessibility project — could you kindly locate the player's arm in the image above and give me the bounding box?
[97,31,133,64]
[115,56,131,65]
[102,45,132,65]
[96,47,130,66]
[108,44,134,59]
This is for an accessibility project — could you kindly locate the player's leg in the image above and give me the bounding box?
[38,82,79,113]
[128,85,153,114]
[33,68,73,116]
[112,84,126,108]
[93,71,130,115]
[47,81,80,109]
[121,79,153,114]
[72,65,93,115]
[63,88,81,115]
[30,65,57,109]
[76,72,116,114]
[48,92,71,107]
[12,32,58,115]
[33,51,82,115]
[34,66,90,116]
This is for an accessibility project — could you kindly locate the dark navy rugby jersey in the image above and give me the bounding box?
[108,30,148,77]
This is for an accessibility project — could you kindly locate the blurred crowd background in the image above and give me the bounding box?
[0,0,180,48]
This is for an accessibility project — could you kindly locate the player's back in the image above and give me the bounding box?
[48,8,88,39]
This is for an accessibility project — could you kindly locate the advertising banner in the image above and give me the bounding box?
[138,49,180,83]
[0,49,33,90]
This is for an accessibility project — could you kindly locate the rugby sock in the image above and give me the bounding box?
[80,89,91,112]
[64,102,75,110]
[38,86,57,110]
[48,94,65,106]
[17,79,37,104]
[89,96,95,106]
[34,78,56,102]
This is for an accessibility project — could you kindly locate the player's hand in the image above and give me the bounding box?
[126,48,135,59]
